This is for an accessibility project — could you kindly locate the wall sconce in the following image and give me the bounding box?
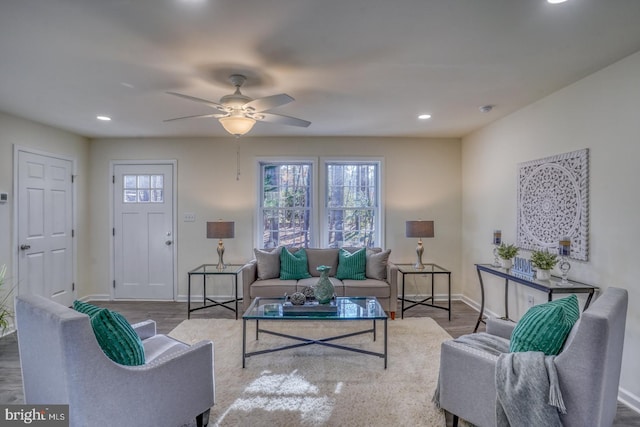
[405,220,435,269]
[207,220,235,270]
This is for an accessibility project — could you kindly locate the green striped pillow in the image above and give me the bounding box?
[509,295,580,355]
[336,248,366,280]
[73,300,102,317]
[280,247,311,280]
[90,308,145,366]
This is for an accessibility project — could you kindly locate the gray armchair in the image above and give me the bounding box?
[437,287,628,427]
[15,294,215,427]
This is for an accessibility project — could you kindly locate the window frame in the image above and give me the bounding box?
[255,157,318,249]
[319,157,384,248]
[254,156,384,249]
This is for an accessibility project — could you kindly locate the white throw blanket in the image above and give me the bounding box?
[433,333,566,427]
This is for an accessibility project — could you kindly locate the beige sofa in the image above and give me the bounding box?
[241,247,398,319]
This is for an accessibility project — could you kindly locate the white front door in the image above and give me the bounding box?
[17,150,74,307]
[113,163,175,300]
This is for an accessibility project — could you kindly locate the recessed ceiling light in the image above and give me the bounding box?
[418,114,432,120]
[547,0,568,4]
[96,115,111,121]
[479,105,494,113]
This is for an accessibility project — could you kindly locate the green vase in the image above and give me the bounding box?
[314,265,334,304]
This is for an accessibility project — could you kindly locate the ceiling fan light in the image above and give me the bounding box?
[219,116,256,136]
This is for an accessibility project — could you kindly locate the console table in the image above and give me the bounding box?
[396,263,451,320]
[187,264,244,319]
[474,263,599,332]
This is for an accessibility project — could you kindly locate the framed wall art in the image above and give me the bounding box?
[517,148,589,261]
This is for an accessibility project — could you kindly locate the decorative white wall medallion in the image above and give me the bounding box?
[517,149,589,261]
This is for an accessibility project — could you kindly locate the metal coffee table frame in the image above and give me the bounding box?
[242,297,388,369]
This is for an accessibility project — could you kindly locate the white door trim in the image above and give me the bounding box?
[109,160,178,300]
[13,145,77,299]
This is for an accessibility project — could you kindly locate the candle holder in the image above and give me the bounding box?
[492,230,502,267]
[558,237,571,284]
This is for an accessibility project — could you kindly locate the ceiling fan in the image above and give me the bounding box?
[164,74,311,137]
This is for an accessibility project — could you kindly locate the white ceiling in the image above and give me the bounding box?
[1,0,640,139]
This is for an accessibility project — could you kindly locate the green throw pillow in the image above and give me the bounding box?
[509,295,580,356]
[280,247,311,280]
[336,248,366,280]
[90,308,145,366]
[73,300,102,317]
[74,301,145,366]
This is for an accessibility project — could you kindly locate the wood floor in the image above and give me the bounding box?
[1,299,638,426]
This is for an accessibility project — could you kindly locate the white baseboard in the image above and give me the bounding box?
[618,387,640,415]
[1,327,16,338]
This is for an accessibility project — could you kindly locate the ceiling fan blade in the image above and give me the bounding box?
[166,92,227,111]
[243,93,294,112]
[163,113,226,122]
[256,112,311,128]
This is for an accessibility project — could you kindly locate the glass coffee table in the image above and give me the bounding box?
[242,296,388,368]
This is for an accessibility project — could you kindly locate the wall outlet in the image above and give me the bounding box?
[526,295,535,308]
[183,212,196,222]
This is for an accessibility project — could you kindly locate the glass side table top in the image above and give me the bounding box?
[243,297,387,320]
[188,264,245,274]
[395,263,450,274]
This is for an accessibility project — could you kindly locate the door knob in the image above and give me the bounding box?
[20,244,31,250]
[165,240,173,246]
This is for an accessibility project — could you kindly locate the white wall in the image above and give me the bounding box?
[0,111,90,312]
[461,50,640,409]
[88,136,462,301]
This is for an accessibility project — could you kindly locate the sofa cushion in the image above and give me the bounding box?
[509,294,580,355]
[342,278,390,298]
[305,248,339,277]
[251,278,298,298]
[90,308,146,366]
[280,247,312,280]
[336,248,366,280]
[142,334,189,363]
[366,248,391,280]
[254,247,282,280]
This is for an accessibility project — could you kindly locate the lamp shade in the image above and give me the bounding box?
[219,116,256,137]
[207,221,235,239]
[405,220,434,238]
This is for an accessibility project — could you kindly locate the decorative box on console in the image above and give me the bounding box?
[511,256,535,279]
[282,300,338,316]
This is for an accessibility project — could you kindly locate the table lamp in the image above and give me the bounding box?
[207,220,235,270]
[406,220,434,269]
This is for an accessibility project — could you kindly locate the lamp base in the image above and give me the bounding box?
[415,240,425,269]
[216,241,226,271]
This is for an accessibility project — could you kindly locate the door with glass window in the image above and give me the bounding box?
[113,163,174,299]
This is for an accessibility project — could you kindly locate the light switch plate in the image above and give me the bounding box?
[183,212,196,222]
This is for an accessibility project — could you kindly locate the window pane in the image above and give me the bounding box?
[260,162,312,248]
[326,162,379,248]
[124,175,137,189]
[151,175,163,189]
[137,175,150,188]
[138,190,150,202]
[151,189,163,202]
[124,190,137,203]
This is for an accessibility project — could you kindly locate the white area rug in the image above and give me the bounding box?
[169,317,451,427]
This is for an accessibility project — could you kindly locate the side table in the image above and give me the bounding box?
[187,264,244,319]
[396,263,451,320]
[473,263,599,332]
